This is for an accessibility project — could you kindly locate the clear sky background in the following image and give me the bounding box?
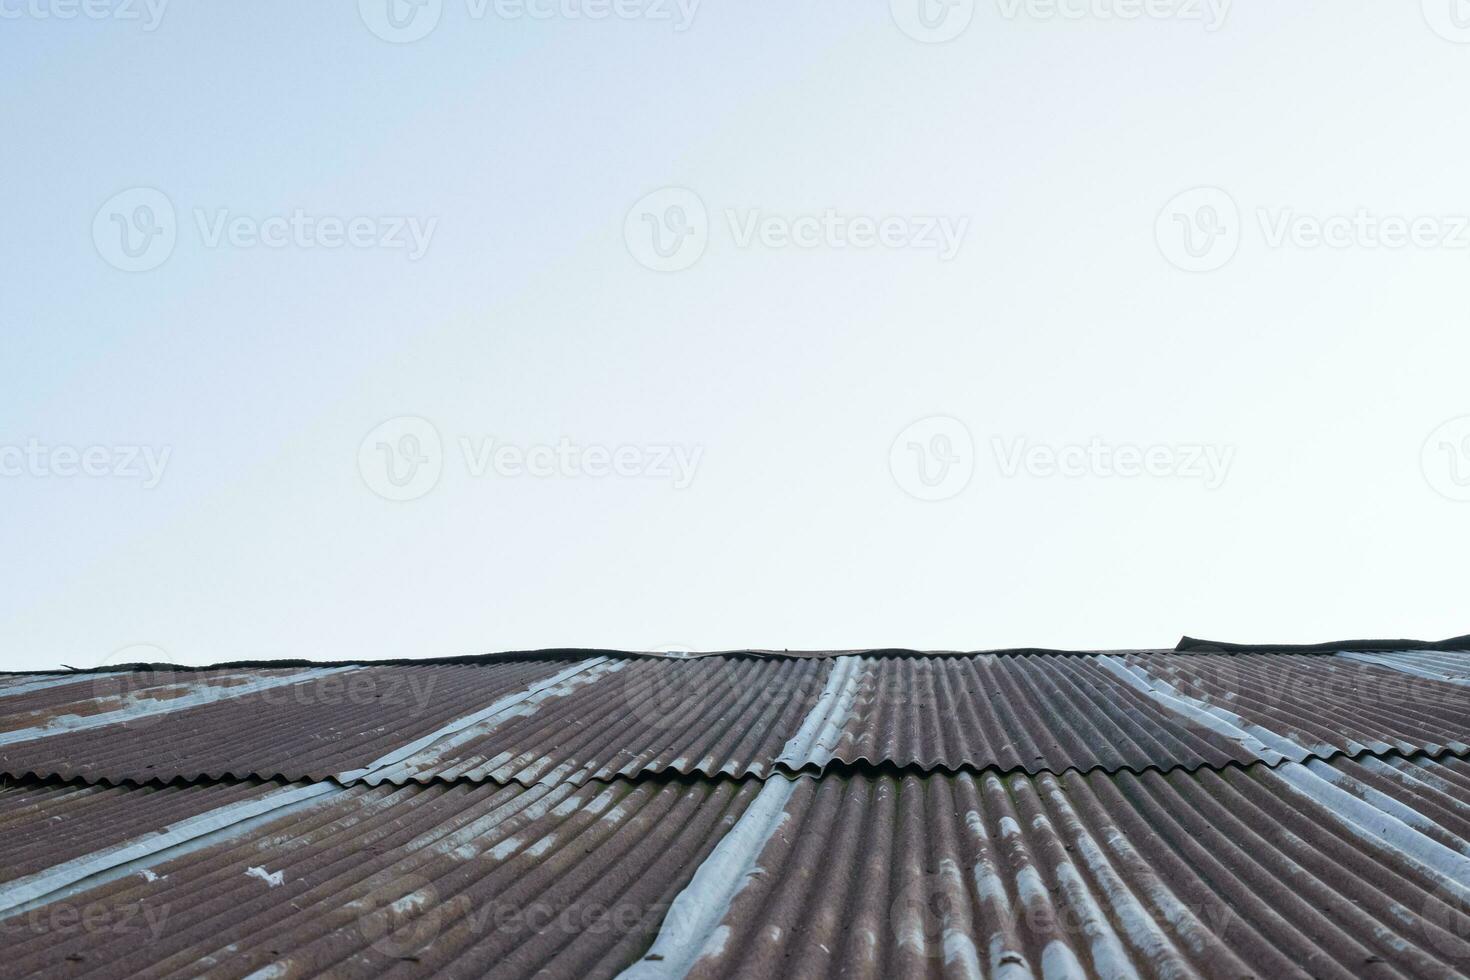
[3,1,1470,670]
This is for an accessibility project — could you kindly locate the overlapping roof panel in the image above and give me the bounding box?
[4,756,1469,979]
[2,644,1469,978]
[820,654,1259,774]
[1112,652,1470,763]
[651,757,1470,980]
[364,657,831,786]
[0,776,760,979]
[0,660,574,786]
[4,651,1470,790]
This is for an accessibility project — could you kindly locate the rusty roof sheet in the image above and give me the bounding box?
[642,757,1470,980]
[361,654,1272,787]
[0,775,762,979]
[3,651,1470,791]
[1111,652,1470,764]
[3,756,1470,979]
[0,660,578,786]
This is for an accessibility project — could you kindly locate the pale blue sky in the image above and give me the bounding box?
[4,2,1470,669]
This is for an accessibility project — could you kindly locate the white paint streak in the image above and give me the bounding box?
[0,781,339,914]
[1336,650,1470,687]
[245,866,284,888]
[775,656,861,769]
[344,657,615,784]
[0,668,358,747]
[1094,656,1302,762]
[616,777,798,979]
[1278,762,1470,898]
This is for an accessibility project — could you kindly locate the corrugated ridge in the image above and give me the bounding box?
[0,775,765,979]
[670,758,1470,979]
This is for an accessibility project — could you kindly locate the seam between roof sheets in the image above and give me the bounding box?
[6,651,1469,791]
[0,657,616,917]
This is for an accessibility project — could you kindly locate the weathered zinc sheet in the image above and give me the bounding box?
[0,660,579,786]
[3,756,1469,979]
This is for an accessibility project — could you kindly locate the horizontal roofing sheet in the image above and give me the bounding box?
[0,775,760,979]
[6,651,1470,790]
[0,660,575,786]
[4,756,1469,979]
[1114,652,1470,763]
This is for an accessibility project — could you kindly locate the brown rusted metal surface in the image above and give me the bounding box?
[364,657,833,786]
[0,669,320,733]
[0,779,277,882]
[1118,652,1470,761]
[0,777,761,979]
[4,757,1470,979]
[4,652,1470,792]
[665,758,1470,980]
[822,654,1261,774]
[0,660,573,786]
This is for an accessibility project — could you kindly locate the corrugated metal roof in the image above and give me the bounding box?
[1113,652,1470,763]
[3,757,1469,978]
[2,644,1469,978]
[0,660,580,786]
[363,657,832,786]
[0,775,762,979]
[6,652,1470,788]
[638,757,1470,980]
